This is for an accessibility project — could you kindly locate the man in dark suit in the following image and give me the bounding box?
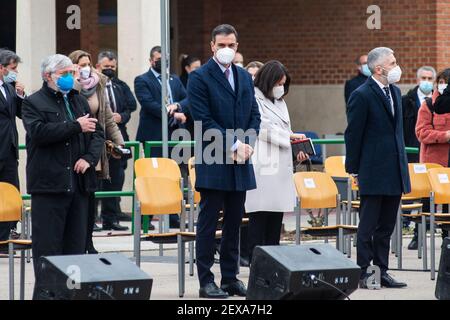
[344,54,371,105]
[96,51,137,228]
[188,24,261,299]
[345,47,411,289]
[401,66,436,250]
[0,50,25,241]
[135,46,189,229]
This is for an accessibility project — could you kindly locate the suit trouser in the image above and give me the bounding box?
[248,211,284,263]
[101,157,126,224]
[196,189,246,287]
[0,146,19,241]
[31,179,88,279]
[357,194,401,275]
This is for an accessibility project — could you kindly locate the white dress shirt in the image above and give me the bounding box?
[417,87,432,107]
[372,76,395,116]
[0,79,7,100]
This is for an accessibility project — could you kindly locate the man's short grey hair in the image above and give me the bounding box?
[417,66,437,80]
[98,50,117,63]
[41,54,73,81]
[367,47,394,73]
[0,49,21,66]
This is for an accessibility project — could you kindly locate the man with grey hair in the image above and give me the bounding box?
[0,49,24,242]
[22,54,104,284]
[345,47,411,289]
[401,66,436,250]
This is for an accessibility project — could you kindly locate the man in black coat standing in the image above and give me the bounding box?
[96,51,137,227]
[345,47,411,289]
[344,54,371,105]
[22,54,104,282]
[0,50,25,241]
[401,66,436,163]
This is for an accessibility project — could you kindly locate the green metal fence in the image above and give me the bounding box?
[18,139,420,235]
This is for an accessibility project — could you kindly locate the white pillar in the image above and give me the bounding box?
[118,0,161,87]
[16,0,56,93]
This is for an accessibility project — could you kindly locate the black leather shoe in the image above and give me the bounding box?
[116,212,132,222]
[102,222,129,231]
[93,224,102,232]
[408,237,418,250]
[199,283,229,299]
[221,280,247,297]
[239,257,250,268]
[381,273,407,288]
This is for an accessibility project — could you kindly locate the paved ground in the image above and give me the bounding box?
[0,211,442,300]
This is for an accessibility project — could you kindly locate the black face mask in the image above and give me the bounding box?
[154,60,162,74]
[102,69,116,79]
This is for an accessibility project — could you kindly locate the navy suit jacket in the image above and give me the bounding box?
[134,69,189,156]
[187,58,261,192]
[0,83,22,162]
[345,77,411,196]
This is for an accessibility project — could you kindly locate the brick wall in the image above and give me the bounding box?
[177,0,441,85]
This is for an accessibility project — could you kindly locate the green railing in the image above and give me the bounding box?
[18,139,420,235]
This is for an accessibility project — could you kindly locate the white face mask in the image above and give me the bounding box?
[79,66,91,80]
[272,85,285,100]
[438,83,448,95]
[382,65,402,84]
[235,63,244,68]
[216,47,236,65]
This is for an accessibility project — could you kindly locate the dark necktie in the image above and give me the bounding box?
[224,68,230,80]
[2,83,9,104]
[107,84,116,113]
[63,95,75,121]
[383,87,394,115]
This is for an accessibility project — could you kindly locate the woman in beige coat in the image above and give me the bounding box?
[69,50,126,254]
[245,61,308,262]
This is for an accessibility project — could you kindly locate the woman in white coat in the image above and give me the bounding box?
[245,61,308,262]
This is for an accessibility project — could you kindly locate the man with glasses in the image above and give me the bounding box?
[22,54,104,282]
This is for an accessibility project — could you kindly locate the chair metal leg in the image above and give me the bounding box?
[133,200,142,267]
[178,234,185,298]
[9,242,14,300]
[431,198,436,280]
[418,222,422,260]
[295,201,301,245]
[159,215,164,257]
[324,208,329,244]
[20,250,25,300]
[397,207,402,270]
[422,215,428,271]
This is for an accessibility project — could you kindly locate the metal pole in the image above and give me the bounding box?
[161,0,171,232]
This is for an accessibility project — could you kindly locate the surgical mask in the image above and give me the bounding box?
[438,84,448,95]
[102,69,116,79]
[272,85,285,100]
[361,64,372,77]
[79,66,91,80]
[382,65,402,84]
[419,81,433,95]
[3,70,17,83]
[216,47,236,65]
[54,73,74,94]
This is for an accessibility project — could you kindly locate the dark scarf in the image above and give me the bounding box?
[433,88,450,114]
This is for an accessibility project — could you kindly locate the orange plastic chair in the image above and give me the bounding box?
[293,172,357,252]
[424,168,450,280]
[0,182,30,300]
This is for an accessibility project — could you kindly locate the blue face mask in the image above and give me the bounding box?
[419,81,433,95]
[3,70,17,83]
[361,64,372,77]
[56,73,74,94]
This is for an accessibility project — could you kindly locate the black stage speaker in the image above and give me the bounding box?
[247,244,361,300]
[33,253,153,300]
[436,237,450,300]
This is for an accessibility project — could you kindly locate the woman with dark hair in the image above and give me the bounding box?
[415,68,450,241]
[245,60,309,262]
[180,55,201,88]
[69,50,126,254]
